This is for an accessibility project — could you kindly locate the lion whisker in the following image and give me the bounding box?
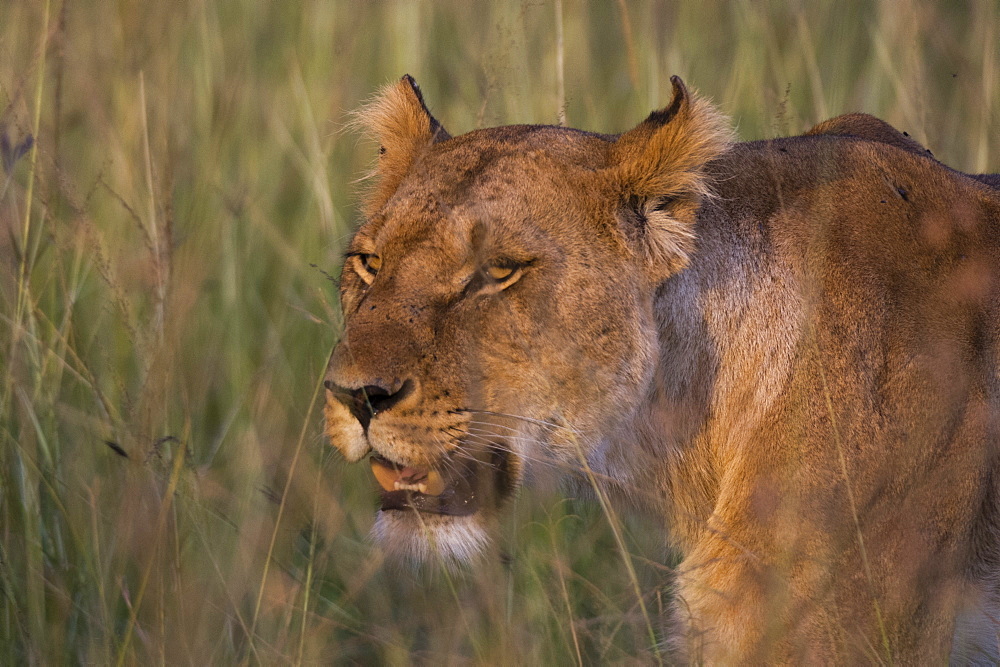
[450,408,576,433]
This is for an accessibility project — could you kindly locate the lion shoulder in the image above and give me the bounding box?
[804,112,935,158]
[803,113,1000,190]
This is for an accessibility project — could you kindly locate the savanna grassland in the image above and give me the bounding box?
[1,1,997,663]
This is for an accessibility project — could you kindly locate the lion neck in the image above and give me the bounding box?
[588,194,804,552]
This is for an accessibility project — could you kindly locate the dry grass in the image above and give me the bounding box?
[0,0,996,662]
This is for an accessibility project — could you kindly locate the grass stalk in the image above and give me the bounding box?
[247,350,332,656]
[296,424,329,665]
[550,531,583,666]
[138,71,166,343]
[115,439,188,665]
[7,2,52,657]
[13,0,50,332]
[554,0,566,126]
[568,432,662,665]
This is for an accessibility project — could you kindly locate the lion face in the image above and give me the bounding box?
[325,75,731,563]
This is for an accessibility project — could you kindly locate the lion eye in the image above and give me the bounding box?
[354,253,381,284]
[482,261,525,290]
[487,264,515,281]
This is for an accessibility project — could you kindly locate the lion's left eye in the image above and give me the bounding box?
[483,261,525,289]
[487,264,515,281]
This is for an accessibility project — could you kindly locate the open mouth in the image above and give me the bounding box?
[370,447,514,517]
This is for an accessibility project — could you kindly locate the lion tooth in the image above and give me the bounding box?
[371,458,400,492]
[372,460,446,496]
[394,481,425,492]
[424,470,446,496]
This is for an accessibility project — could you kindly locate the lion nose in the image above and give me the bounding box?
[324,379,415,431]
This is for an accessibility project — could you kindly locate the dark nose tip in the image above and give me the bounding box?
[324,379,414,431]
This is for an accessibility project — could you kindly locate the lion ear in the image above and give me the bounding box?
[354,75,451,214]
[609,76,732,281]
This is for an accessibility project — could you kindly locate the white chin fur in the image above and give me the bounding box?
[371,511,491,566]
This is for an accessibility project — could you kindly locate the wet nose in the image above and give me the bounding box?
[324,379,415,431]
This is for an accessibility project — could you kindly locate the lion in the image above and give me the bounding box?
[324,74,1000,663]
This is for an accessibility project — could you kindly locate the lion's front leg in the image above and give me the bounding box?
[672,525,812,664]
[672,507,966,664]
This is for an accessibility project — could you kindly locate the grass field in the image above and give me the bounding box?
[1,1,997,663]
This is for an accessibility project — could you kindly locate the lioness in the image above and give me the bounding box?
[324,75,1000,663]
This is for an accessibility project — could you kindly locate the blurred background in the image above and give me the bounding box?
[1,1,996,663]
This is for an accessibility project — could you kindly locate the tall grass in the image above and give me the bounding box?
[0,0,996,662]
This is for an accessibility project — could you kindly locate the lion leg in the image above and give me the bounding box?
[673,525,859,664]
[672,531,784,663]
[673,503,970,663]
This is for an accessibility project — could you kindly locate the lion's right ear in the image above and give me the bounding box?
[353,75,451,215]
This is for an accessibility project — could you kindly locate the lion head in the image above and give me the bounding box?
[324,75,731,564]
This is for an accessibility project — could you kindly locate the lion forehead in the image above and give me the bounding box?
[367,154,618,265]
[396,126,613,198]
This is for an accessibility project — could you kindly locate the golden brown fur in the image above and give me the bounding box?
[325,75,1000,663]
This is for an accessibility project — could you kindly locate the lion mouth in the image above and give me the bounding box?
[369,447,514,517]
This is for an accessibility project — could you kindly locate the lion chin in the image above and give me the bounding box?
[371,511,493,566]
